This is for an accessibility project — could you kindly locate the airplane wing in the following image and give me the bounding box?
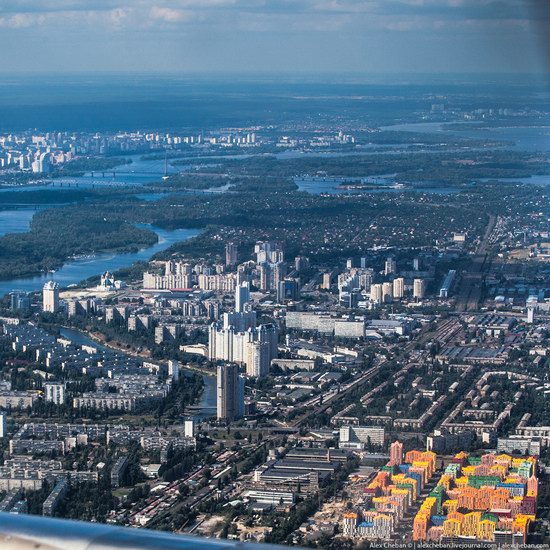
[0,513,286,550]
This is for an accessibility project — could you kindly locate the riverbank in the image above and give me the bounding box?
[62,325,215,378]
[0,226,201,296]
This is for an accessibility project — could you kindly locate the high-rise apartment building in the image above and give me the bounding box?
[143,261,193,290]
[322,272,332,290]
[197,273,238,292]
[272,261,287,290]
[277,278,300,304]
[225,242,238,267]
[10,292,30,312]
[245,341,271,378]
[389,440,403,465]
[393,277,405,299]
[259,261,287,291]
[385,257,396,276]
[167,360,180,383]
[209,322,278,378]
[259,263,270,291]
[413,279,426,299]
[44,382,65,405]
[370,283,383,304]
[43,281,60,313]
[235,282,250,313]
[294,256,310,272]
[184,419,195,438]
[255,241,283,264]
[382,282,393,303]
[217,364,245,421]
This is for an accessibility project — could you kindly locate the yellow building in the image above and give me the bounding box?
[478,519,497,541]
[442,517,463,538]
[462,511,482,537]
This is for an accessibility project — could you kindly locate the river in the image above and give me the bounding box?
[1,124,548,290]
[0,153,205,296]
[381,121,550,154]
[0,208,37,236]
[57,326,217,421]
[294,175,460,195]
[0,226,201,296]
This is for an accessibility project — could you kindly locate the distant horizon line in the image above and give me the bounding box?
[0,70,548,79]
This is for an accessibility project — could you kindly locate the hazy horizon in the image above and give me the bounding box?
[0,1,549,76]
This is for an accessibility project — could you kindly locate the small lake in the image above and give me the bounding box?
[294,176,459,195]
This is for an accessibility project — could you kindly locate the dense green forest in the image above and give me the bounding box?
[196,149,550,185]
[54,156,131,176]
[0,208,157,280]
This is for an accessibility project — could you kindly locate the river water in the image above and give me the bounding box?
[1,124,549,293]
[294,176,460,195]
[0,208,37,236]
[58,327,216,421]
[0,226,200,296]
[0,153,206,296]
[381,121,550,154]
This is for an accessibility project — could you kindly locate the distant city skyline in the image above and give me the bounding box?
[0,0,549,75]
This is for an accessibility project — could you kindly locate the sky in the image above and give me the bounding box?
[0,0,549,75]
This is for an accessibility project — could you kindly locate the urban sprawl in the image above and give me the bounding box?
[0,110,549,548]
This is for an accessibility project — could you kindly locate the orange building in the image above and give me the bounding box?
[413,514,429,541]
[389,440,403,466]
[527,475,538,497]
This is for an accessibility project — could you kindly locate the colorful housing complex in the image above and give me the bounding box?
[343,443,437,540]
[413,452,538,545]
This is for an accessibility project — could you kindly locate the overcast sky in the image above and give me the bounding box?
[0,0,548,75]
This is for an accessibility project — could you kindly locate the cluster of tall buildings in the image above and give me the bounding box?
[209,283,278,379]
[413,451,538,545]
[368,277,426,304]
[143,241,301,300]
[211,133,256,146]
[225,242,239,267]
[0,144,66,173]
[143,261,193,291]
[343,443,437,541]
[143,260,243,293]
[0,130,260,173]
[210,280,279,421]
[336,256,427,308]
[253,241,287,292]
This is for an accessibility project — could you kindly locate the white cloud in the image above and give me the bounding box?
[0,13,48,27]
[150,6,194,23]
[0,0,541,33]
